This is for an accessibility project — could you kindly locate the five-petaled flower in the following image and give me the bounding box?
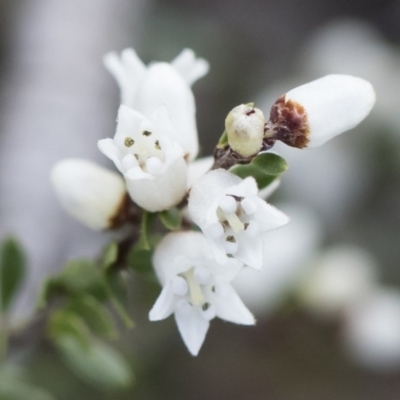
[188,169,289,270]
[149,231,254,356]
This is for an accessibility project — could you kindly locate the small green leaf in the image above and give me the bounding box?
[48,310,91,349]
[159,208,182,231]
[56,336,134,390]
[66,295,117,339]
[57,259,108,300]
[0,237,26,312]
[101,241,119,270]
[138,212,155,251]
[232,152,288,189]
[104,270,134,328]
[252,152,288,175]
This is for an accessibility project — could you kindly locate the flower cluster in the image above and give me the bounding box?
[51,47,375,355]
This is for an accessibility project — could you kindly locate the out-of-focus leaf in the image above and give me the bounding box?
[128,240,159,280]
[104,270,134,329]
[56,335,134,390]
[48,310,91,349]
[57,259,108,301]
[232,152,288,189]
[101,242,119,270]
[159,208,182,231]
[66,295,117,339]
[0,237,26,312]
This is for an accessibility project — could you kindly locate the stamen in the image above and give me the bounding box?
[171,276,189,296]
[154,140,161,150]
[124,137,135,147]
[224,239,238,254]
[225,213,245,232]
[142,130,152,136]
[241,197,258,215]
[206,222,224,238]
[219,195,237,214]
[182,268,205,305]
[121,154,138,170]
[146,157,163,175]
[194,266,211,285]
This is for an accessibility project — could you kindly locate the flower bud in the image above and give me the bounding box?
[51,159,127,231]
[267,75,375,148]
[225,104,265,157]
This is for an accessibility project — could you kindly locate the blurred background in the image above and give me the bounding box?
[1,0,400,399]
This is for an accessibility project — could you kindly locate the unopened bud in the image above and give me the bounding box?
[51,159,127,230]
[225,104,265,157]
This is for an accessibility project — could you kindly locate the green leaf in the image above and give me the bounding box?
[0,237,26,312]
[57,259,108,300]
[252,152,288,175]
[104,270,134,329]
[101,241,119,270]
[159,208,182,231]
[66,295,117,339]
[48,310,91,349]
[56,336,134,390]
[138,212,155,251]
[231,152,288,189]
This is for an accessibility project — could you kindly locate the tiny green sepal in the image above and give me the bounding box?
[216,130,229,149]
[159,208,182,231]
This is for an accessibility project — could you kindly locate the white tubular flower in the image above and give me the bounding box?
[104,48,209,160]
[50,159,126,231]
[149,231,254,356]
[299,245,378,319]
[266,74,375,148]
[225,104,265,157]
[343,289,400,370]
[188,169,289,269]
[98,105,187,212]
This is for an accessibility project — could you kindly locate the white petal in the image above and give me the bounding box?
[125,157,187,212]
[234,234,263,270]
[103,49,146,108]
[215,285,255,325]
[135,63,199,160]
[114,105,148,148]
[97,138,124,173]
[286,74,376,147]
[149,284,175,321]
[186,156,214,189]
[175,307,210,356]
[253,198,290,231]
[50,159,126,230]
[171,48,210,86]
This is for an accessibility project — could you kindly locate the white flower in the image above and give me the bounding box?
[188,169,289,269]
[266,74,375,148]
[343,288,400,370]
[50,159,126,230]
[104,48,209,160]
[149,231,254,356]
[298,245,378,319]
[98,105,187,212]
[225,104,265,157]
